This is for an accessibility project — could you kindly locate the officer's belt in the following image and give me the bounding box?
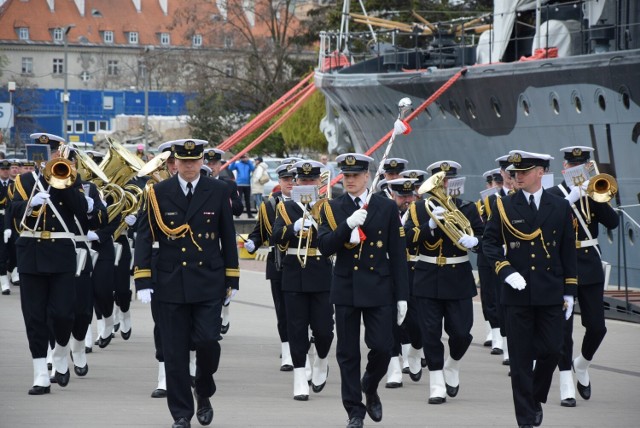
[576,238,598,249]
[408,255,419,263]
[417,255,469,266]
[285,248,322,256]
[74,236,88,242]
[20,231,76,240]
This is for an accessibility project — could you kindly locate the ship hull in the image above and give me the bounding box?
[315,49,640,287]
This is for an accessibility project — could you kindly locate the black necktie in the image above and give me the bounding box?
[529,194,537,214]
[354,197,361,209]
[186,182,193,204]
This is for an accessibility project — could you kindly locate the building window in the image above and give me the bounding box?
[225,63,235,77]
[128,32,139,44]
[224,35,233,49]
[87,121,97,133]
[80,71,91,82]
[107,60,119,76]
[74,121,84,133]
[21,57,33,74]
[66,120,73,134]
[160,32,170,46]
[53,58,64,75]
[99,120,109,131]
[103,96,114,110]
[18,27,29,40]
[53,27,64,43]
[103,31,114,44]
[192,34,202,47]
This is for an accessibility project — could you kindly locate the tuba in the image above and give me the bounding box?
[72,145,110,184]
[418,171,474,252]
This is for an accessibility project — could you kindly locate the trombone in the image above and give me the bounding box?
[571,161,618,224]
[296,192,314,268]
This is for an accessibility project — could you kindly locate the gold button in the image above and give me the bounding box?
[585,249,589,254]
[547,255,551,259]
[411,266,415,271]
[553,230,556,234]
[51,227,55,231]
[452,264,456,268]
[369,255,374,259]
[370,242,374,246]
[354,254,358,259]
[198,261,203,266]
[547,267,550,271]
[182,261,187,266]
[37,227,41,231]
[59,202,63,206]
[182,248,186,252]
[52,214,56,218]
[354,266,359,271]
[378,230,382,235]
[37,239,41,242]
[531,242,535,246]
[52,239,55,242]
[531,254,535,258]
[207,219,211,223]
[198,234,202,238]
[531,266,536,270]
[316,257,320,261]
[170,221,174,225]
[369,267,374,271]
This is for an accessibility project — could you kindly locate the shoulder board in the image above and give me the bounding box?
[13,174,28,201]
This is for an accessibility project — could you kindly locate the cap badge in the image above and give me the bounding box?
[440,162,450,172]
[345,155,356,166]
[39,135,49,144]
[403,181,413,190]
[408,172,418,178]
[389,160,398,168]
[572,148,582,156]
[508,153,522,163]
[302,162,312,174]
[184,140,195,151]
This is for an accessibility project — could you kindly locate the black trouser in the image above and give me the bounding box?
[93,257,115,319]
[478,265,500,328]
[20,272,76,358]
[559,282,607,370]
[335,304,393,420]
[283,291,334,368]
[401,295,423,350]
[237,186,252,216]
[151,295,164,362]
[72,263,94,341]
[114,237,132,313]
[495,274,508,337]
[418,297,473,371]
[159,299,222,422]
[506,304,563,426]
[270,278,288,342]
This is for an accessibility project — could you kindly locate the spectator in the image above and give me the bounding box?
[320,154,329,166]
[135,144,145,159]
[218,160,235,180]
[228,154,255,218]
[251,157,269,211]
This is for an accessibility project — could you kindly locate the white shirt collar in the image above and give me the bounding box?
[350,189,368,207]
[522,187,543,209]
[177,174,201,196]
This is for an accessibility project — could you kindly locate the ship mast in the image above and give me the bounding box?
[339,0,378,54]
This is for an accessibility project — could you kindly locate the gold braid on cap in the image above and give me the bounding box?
[147,185,202,251]
[495,197,549,258]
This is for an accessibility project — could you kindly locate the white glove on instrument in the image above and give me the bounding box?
[428,206,446,229]
[3,229,11,244]
[244,239,256,253]
[85,195,94,213]
[458,234,479,249]
[224,288,238,305]
[346,208,368,229]
[565,185,582,205]
[505,272,527,290]
[87,231,99,242]
[30,192,50,207]
[137,289,153,304]
[563,295,575,320]
[397,300,408,326]
[124,214,137,226]
[393,119,410,136]
[294,218,313,232]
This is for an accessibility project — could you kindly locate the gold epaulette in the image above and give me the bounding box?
[133,267,151,279]
[483,195,493,219]
[147,184,201,251]
[259,201,272,237]
[276,201,292,225]
[495,198,549,258]
[322,200,338,231]
[14,175,28,201]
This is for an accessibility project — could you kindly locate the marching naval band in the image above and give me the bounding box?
[3,124,622,428]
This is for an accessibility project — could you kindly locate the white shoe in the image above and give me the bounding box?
[32,358,50,388]
[304,353,313,382]
[407,346,423,381]
[483,321,492,346]
[10,267,19,284]
[443,357,460,397]
[96,318,105,340]
[491,328,503,353]
[502,336,510,364]
[120,310,132,338]
[401,344,410,372]
[559,370,576,404]
[280,342,293,371]
[51,342,70,375]
[101,315,114,340]
[573,354,592,400]
[70,337,87,371]
[385,356,403,388]
[189,350,197,377]
[221,304,230,333]
[0,275,10,293]
[157,362,167,391]
[311,357,329,392]
[429,370,446,403]
[84,324,93,349]
[293,367,309,401]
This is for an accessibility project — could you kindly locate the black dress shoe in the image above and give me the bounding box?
[74,364,89,377]
[421,358,427,368]
[385,381,402,389]
[409,369,422,382]
[312,366,328,393]
[446,383,459,398]
[519,425,533,428]
[171,417,190,428]
[483,339,492,347]
[85,346,92,354]
[346,416,364,428]
[28,385,51,395]
[120,328,131,340]
[401,367,410,374]
[2,289,9,295]
[280,364,293,372]
[151,388,167,398]
[491,347,504,355]
[577,381,591,400]
[113,322,120,332]
[53,370,70,387]
[502,358,510,366]
[220,323,230,335]
[428,396,446,404]
[533,402,543,427]
[97,334,112,349]
[193,391,214,425]
[364,391,382,422]
[561,397,576,407]
[293,393,309,401]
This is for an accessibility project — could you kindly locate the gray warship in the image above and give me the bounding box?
[315,0,640,307]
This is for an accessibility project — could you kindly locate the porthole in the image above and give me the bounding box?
[449,100,461,119]
[519,94,531,117]
[550,92,560,115]
[619,86,631,110]
[465,98,477,119]
[571,91,582,113]
[628,224,636,246]
[490,96,501,118]
[595,89,607,111]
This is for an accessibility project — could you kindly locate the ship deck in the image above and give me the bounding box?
[1,260,639,427]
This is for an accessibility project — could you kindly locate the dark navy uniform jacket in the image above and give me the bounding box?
[11,171,89,274]
[134,175,239,304]
[317,193,409,307]
[220,176,243,217]
[547,181,618,284]
[482,189,578,306]
[404,197,484,300]
[272,200,332,293]
[247,192,283,280]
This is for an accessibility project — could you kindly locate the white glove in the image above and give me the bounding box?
[397,300,408,326]
[346,208,368,229]
[563,295,575,320]
[30,192,50,207]
[565,185,582,205]
[457,234,479,249]
[3,229,10,244]
[244,239,256,253]
[124,214,137,226]
[505,272,527,290]
[393,119,410,136]
[428,206,445,229]
[137,289,153,304]
[294,218,313,232]
[349,227,361,244]
[85,195,94,214]
[87,231,99,242]
[224,288,238,305]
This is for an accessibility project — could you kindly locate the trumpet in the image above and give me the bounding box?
[296,192,315,268]
[571,161,618,223]
[418,171,474,252]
